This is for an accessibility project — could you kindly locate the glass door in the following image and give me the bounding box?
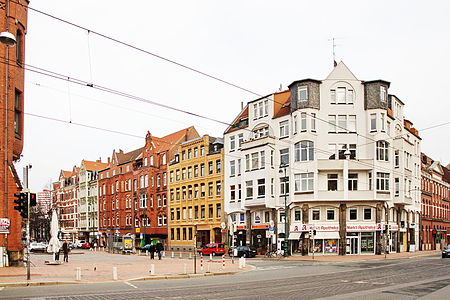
[346,237,359,255]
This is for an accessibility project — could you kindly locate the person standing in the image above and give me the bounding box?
[156,241,164,260]
[62,241,69,262]
[149,243,156,259]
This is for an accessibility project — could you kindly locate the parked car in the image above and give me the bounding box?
[80,241,91,249]
[442,245,450,258]
[29,242,47,252]
[228,246,257,258]
[198,243,225,256]
[141,244,152,251]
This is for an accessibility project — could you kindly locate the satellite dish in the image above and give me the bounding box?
[0,31,16,46]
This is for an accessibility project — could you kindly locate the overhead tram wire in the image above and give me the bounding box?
[6,1,441,163]
[0,56,444,181]
[6,0,260,98]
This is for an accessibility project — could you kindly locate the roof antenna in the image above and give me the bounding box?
[332,37,337,67]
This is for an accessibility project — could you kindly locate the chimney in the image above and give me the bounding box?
[97,157,101,163]
[107,157,110,164]
[241,101,244,111]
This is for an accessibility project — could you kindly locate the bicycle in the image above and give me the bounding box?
[265,249,284,258]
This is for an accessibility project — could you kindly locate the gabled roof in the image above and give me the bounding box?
[115,147,144,165]
[443,165,450,184]
[153,126,198,153]
[224,105,249,134]
[82,160,108,171]
[325,61,359,81]
[61,170,71,178]
[430,161,444,176]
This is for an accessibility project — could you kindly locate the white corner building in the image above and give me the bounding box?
[224,62,421,256]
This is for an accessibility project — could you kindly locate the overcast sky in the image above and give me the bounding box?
[17,0,450,192]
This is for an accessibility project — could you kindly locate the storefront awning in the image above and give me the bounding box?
[314,231,340,240]
[288,232,302,240]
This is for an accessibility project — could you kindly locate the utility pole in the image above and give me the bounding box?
[23,165,31,281]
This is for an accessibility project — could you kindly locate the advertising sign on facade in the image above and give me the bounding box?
[0,218,10,234]
[347,223,383,232]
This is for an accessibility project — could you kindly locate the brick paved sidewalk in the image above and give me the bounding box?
[0,249,247,286]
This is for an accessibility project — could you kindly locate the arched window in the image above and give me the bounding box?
[295,141,314,162]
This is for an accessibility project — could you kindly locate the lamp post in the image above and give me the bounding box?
[279,164,289,257]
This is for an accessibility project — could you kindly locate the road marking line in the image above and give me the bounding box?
[125,281,138,289]
[0,287,4,291]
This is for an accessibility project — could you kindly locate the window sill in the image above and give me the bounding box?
[376,191,390,194]
[294,191,313,194]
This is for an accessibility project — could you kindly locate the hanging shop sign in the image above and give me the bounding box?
[0,218,10,234]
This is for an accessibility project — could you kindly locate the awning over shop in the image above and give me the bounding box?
[288,232,302,240]
[314,231,340,240]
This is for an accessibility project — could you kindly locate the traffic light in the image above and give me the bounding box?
[29,193,37,207]
[13,192,28,219]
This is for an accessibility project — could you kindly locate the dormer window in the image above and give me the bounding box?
[253,100,269,119]
[298,86,308,103]
[380,86,387,102]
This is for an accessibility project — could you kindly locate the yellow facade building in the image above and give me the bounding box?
[168,135,224,251]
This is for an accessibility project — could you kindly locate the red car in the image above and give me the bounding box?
[198,243,225,256]
[80,241,91,249]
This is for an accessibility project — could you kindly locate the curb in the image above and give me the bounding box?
[0,271,239,287]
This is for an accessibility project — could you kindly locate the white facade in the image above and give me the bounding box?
[224,62,421,255]
[77,161,102,243]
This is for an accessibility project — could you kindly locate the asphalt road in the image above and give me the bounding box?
[1,255,449,299]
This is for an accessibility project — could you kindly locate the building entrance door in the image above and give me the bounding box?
[346,236,359,255]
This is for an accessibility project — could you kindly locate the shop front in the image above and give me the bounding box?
[346,223,382,255]
[251,225,269,254]
[389,224,399,253]
[290,223,340,255]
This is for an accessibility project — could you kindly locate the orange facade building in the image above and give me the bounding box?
[98,127,199,249]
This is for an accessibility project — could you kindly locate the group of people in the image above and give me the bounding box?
[148,241,164,260]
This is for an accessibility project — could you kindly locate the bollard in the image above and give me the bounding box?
[200,254,204,271]
[138,250,141,255]
[183,263,187,275]
[189,252,192,259]
[210,253,212,261]
[179,252,183,259]
[242,257,246,268]
[113,266,118,280]
[146,250,149,256]
[150,264,155,275]
[207,261,211,273]
[171,251,174,258]
[222,255,225,269]
[76,267,81,281]
[238,257,242,269]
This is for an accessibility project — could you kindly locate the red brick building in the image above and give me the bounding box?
[0,0,28,265]
[52,167,79,242]
[420,153,450,250]
[98,127,199,249]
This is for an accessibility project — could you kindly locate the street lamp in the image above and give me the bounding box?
[279,164,289,257]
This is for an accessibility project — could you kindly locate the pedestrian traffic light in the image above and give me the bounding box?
[13,192,28,219]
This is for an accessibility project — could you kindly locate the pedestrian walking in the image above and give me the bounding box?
[156,241,164,260]
[149,243,156,259]
[62,241,69,262]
